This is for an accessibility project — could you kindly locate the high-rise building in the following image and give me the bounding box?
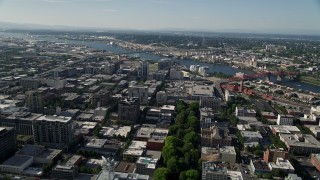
[90,89,111,107]
[33,115,74,150]
[128,85,148,105]
[118,97,141,123]
[158,59,172,70]
[0,127,16,162]
[139,61,149,79]
[25,91,44,113]
[0,112,42,136]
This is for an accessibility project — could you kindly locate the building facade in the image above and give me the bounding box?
[263,148,289,163]
[33,115,74,150]
[128,86,148,105]
[0,127,16,162]
[277,114,294,126]
[118,97,141,123]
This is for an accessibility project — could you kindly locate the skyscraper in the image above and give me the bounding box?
[139,61,149,79]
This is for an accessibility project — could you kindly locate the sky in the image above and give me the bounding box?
[0,0,320,34]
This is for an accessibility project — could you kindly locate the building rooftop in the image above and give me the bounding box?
[17,145,62,160]
[1,155,33,167]
[65,155,82,166]
[280,134,320,148]
[220,146,236,155]
[270,125,301,134]
[128,141,147,150]
[268,158,295,171]
[123,149,144,156]
[115,161,136,173]
[135,127,155,139]
[35,115,72,123]
[251,160,271,172]
[202,161,228,174]
[145,150,162,159]
[161,105,175,111]
[85,139,108,149]
[189,84,214,97]
[6,112,42,121]
[136,157,158,169]
[286,173,302,180]
[241,131,263,139]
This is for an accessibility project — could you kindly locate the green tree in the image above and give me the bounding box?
[162,144,179,164]
[187,115,199,130]
[154,168,169,180]
[183,131,199,146]
[230,115,238,126]
[179,169,200,180]
[167,157,179,173]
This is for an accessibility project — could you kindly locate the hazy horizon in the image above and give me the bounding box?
[1,0,320,35]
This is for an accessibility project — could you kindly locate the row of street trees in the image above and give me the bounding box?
[154,101,201,180]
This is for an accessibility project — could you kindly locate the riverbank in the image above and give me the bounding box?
[300,76,320,87]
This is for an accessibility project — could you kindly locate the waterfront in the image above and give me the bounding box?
[1,31,319,93]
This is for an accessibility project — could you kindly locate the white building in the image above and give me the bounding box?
[268,157,295,173]
[277,114,294,126]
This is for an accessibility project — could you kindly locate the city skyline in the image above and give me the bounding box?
[0,0,320,35]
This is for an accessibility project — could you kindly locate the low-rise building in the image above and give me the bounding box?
[263,148,289,163]
[307,125,320,139]
[51,155,82,179]
[200,107,217,129]
[285,174,302,180]
[16,145,62,165]
[123,141,147,162]
[268,157,295,174]
[202,161,229,180]
[240,131,263,147]
[311,154,320,172]
[269,125,301,136]
[220,146,236,163]
[0,155,33,174]
[235,107,256,117]
[136,157,158,176]
[83,139,121,156]
[114,161,136,173]
[277,114,294,126]
[201,126,232,148]
[200,97,221,111]
[202,161,243,180]
[280,134,320,154]
[250,159,271,174]
[201,147,220,162]
[52,165,77,179]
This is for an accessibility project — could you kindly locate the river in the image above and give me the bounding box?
[1,31,319,93]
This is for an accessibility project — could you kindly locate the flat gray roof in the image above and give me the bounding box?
[1,155,33,167]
